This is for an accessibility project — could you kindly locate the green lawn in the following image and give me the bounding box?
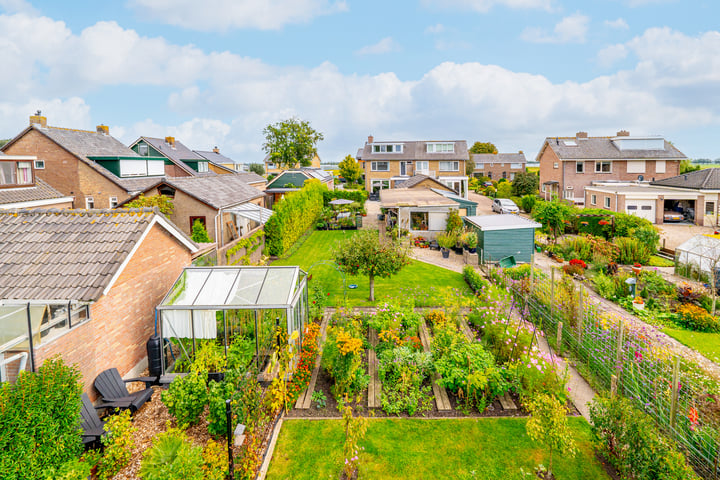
[272,230,469,307]
[266,418,610,480]
[663,326,720,363]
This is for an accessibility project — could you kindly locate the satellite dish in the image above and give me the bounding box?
[638,175,644,181]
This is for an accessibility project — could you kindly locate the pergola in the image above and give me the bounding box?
[156,266,308,374]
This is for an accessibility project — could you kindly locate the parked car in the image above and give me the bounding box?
[492,198,520,214]
[482,181,493,187]
[663,211,684,222]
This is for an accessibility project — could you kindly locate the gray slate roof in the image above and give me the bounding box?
[360,140,469,161]
[471,153,527,165]
[0,208,158,301]
[233,171,267,185]
[194,150,234,164]
[148,175,265,209]
[542,136,686,160]
[0,179,68,206]
[650,168,720,190]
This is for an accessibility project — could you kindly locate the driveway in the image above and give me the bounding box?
[658,223,716,250]
[468,192,494,215]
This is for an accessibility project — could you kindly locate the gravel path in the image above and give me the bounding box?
[533,253,720,380]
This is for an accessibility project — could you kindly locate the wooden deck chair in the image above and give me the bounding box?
[93,368,155,414]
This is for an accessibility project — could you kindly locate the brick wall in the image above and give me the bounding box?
[3,128,131,208]
[473,163,526,180]
[364,159,466,191]
[538,145,561,193]
[143,187,218,239]
[33,222,192,399]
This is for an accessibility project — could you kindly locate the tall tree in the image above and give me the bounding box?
[248,163,265,175]
[680,159,701,174]
[334,230,410,301]
[468,142,498,154]
[262,117,324,170]
[338,154,363,184]
[511,172,539,196]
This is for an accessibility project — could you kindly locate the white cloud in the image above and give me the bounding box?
[435,39,472,51]
[128,0,348,31]
[604,18,629,29]
[597,44,628,67]
[1,11,719,162]
[522,13,589,44]
[355,37,401,56]
[0,0,37,14]
[425,23,445,34]
[421,0,552,13]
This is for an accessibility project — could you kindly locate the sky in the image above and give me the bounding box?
[0,0,718,164]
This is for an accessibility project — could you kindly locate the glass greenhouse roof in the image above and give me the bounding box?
[158,266,303,310]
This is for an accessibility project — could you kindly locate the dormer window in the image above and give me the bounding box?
[0,161,32,186]
[197,162,209,173]
[427,143,454,153]
[372,144,403,153]
[138,143,149,156]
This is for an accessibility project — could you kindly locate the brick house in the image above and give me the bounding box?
[1,115,164,209]
[120,173,268,248]
[357,136,469,198]
[0,152,74,209]
[471,152,527,181]
[0,208,197,398]
[537,130,686,205]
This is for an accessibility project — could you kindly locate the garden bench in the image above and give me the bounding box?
[94,368,155,414]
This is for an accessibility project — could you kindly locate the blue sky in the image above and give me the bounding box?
[0,0,718,163]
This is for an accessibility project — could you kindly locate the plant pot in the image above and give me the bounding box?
[441,248,450,259]
[469,247,477,254]
[632,266,642,275]
[632,301,645,311]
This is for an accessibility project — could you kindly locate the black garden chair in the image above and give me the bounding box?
[93,368,155,414]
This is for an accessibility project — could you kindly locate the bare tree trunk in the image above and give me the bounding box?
[369,274,375,302]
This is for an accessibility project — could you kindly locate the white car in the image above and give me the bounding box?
[492,198,520,214]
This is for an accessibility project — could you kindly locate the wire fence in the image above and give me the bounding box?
[483,264,720,479]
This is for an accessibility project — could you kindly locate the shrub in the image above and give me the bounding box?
[191,219,212,243]
[558,236,593,262]
[97,410,136,480]
[525,393,577,477]
[445,209,464,235]
[675,303,720,332]
[322,322,369,399]
[201,440,228,480]
[592,272,617,300]
[265,180,326,256]
[632,225,660,253]
[378,347,433,415]
[139,428,204,480]
[589,396,699,480]
[0,357,83,479]
[322,189,367,205]
[162,371,208,428]
[463,265,488,293]
[207,380,236,436]
[614,236,652,265]
[520,194,536,213]
[43,456,94,480]
[436,232,456,250]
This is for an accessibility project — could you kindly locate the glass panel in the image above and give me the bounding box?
[197,270,239,306]
[163,269,211,306]
[228,268,268,305]
[0,162,16,185]
[17,162,32,184]
[257,268,295,305]
[225,309,257,370]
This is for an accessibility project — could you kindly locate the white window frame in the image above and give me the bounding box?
[197,162,209,173]
[553,162,559,169]
[604,196,611,208]
[416,161,429,173]
[590,194,597,205]
[16,161,32,184]
[371,161,389,172]
[372,144,403,153]
[426,143,454,153]
[576,161,584,174]
[85,196,95,209]
[34,160,45,169]
[137,143,149,156]
[439,161,459,172]
[595,161,612,173]
[109,196,118,208]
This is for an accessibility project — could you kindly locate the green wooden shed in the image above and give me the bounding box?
[464,214,541,263]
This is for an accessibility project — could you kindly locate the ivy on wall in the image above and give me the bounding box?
[226,229,265,265]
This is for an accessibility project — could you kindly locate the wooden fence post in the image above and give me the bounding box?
[670,356,681,431]
[610,375,618,397]
[556,321,563,356]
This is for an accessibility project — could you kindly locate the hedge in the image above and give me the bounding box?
[322,189,367,205]
[463,265,489,293]
[265,180,326,256]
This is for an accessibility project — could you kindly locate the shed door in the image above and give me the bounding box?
[626,201,655,223]
[428,212,445,231]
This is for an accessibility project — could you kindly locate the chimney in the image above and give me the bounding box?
[617,130,630,137]
[29,111,47,128]
[576,131,588,140]
[96,124,109,135]
[213,146,220,154]
[368,135,374,144]
[518,150,523,154]
[165,136,176,147]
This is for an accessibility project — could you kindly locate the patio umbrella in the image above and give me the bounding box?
[329,199,354,205]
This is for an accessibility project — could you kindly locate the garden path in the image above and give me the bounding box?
[533,252,720,380]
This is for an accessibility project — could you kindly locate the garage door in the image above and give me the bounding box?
[626,201,655,223]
